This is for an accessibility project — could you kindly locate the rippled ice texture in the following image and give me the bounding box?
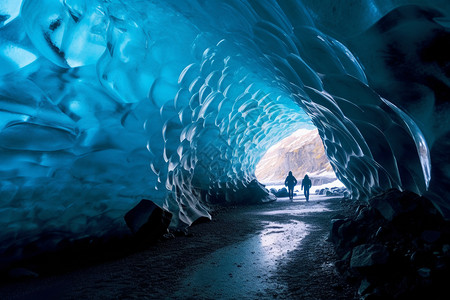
[0,0,448,263]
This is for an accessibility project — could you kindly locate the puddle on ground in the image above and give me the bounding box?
[175,221,308,299]
[256,206,330,216]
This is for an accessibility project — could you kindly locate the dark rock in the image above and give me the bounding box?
[331,283,343,290]
[334,258,348,274]
[319,188,328,195]
[421,230,441,243]
[275,187,289,197]
[358,278,372,296]
[369,192,399,221]
[356,206,370,221]
[338,220,358,242]
[331,189,450,299]
[442,244,450,255]
[208,179,276,203]
[170,227,190,237]
[124,199,172,241]
[350,244,389,268]
[7,267,39,279]
[330,218,347,244]
[369,189,419,221]
[331,214,346,220]
[334,250,352,273]
[243,180,277,203]
[162,232,175,240]
[410,250,435,267]
[191,216,211,225]
[362,292,384,300]
[417,267,431,278]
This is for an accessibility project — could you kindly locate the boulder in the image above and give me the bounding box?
[417,267,431,278]
[369,191,399,221]
[350,244,389,268]
[208,179,276,203]
[443,244,450,255]
[368,189,436,222]
[8,267,39,279]
[338,220,358,241]
[358,278,372,296]
[275,187,289,197]
[319,188,328,195]
[245,180,276,202]
[330,218,347,244]
[331,190,450,298]
[421,230,441,244]
[124,199,172,241]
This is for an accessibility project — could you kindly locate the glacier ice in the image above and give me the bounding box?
[0,0,448,264]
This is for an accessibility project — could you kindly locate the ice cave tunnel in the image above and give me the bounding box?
[0,0,449,265]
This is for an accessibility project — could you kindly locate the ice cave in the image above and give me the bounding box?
[0,0,449,278]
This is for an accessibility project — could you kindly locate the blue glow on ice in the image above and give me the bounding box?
[0,0,448,264]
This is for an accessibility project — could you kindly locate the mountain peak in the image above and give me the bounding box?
[256,129,336,184]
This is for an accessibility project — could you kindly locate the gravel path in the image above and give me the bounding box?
[0,195,358,299]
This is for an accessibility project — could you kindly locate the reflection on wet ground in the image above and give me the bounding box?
[175,221,308,299]
[174,200,332,299]
[259,221,308,265]
[256,207,330,215]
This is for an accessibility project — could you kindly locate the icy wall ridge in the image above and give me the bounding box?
[299,0,450,38]
[0,0,446,264]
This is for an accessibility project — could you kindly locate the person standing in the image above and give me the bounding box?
[301,174,312,202]
[284,171,297,201]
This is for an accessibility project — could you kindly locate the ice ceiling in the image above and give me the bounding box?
[0,0,449,260]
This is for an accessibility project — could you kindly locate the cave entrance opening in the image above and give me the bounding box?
[255,128,344,200]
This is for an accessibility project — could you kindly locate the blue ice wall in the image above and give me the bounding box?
[0,0,448,263]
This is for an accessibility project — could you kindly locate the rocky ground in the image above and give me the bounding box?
[330,189,450,300]
[0,196,358,300]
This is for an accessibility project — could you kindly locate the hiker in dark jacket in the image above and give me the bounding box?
[284,171,297,201]
[301,174,312,202]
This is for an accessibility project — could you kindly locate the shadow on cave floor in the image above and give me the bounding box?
[0,195,358,300]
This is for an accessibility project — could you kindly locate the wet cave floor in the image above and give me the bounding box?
[0,195,358,300]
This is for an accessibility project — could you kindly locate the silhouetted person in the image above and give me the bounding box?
[284,171,297,201]
[301,174,312,202]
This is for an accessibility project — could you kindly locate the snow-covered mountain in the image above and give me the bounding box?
[255,129,338,186]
